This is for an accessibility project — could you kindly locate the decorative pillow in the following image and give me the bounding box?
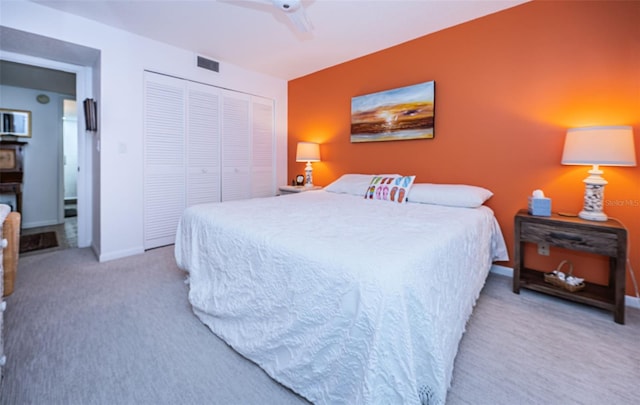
[407,183,493,208]
[325,174,399,196]
[364,175,415,204]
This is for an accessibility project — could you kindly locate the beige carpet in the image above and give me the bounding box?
[1,246,638,404]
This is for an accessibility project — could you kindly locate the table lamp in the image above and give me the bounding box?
[295,142,320,187]
[561,126,636,221]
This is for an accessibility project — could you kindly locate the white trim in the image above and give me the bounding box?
[22,219,59,229]
[76,65,93,249]
[489,264,640,309]
[490,264,513,278]
[57,94,65,224]
[98,246,145,263]
[625,295,640,310]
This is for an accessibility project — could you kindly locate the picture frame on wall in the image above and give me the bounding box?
[0,108,32,138]
[83,98,98,132]
[350,81,435,143]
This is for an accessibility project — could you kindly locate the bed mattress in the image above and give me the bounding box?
[175,190,508,404]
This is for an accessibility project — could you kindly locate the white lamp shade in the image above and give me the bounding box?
[561,126,636,166]
[296,142,321,162]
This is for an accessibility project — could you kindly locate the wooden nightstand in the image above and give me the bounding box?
[513,209,627,324]
[278,185,322,195]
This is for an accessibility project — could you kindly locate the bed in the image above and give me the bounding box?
[175,175,508,404]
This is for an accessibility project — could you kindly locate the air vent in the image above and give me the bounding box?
[197,56,219,73]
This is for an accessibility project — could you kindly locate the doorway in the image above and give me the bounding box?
[62,98,78,248]
[0,27,98,255]
[0,57,91,253]
[10,93,79,254]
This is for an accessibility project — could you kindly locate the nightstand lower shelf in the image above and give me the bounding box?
[519,268,615,312]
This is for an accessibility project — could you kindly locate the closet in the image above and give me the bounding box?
[143,71,275,249]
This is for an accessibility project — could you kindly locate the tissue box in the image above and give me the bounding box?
[528,197,551,216]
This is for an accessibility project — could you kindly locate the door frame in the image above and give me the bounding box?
[1,51,94,248]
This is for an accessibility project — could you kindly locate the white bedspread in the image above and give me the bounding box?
[175,191,508,404]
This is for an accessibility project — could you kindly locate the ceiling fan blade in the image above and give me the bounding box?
[224,0,313,33]
[285,7,313,32]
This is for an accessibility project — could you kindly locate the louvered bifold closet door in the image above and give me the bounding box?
[221,90,251,202]
[187,82,221,207]
[143,72,186,249]
[251,96,275,198]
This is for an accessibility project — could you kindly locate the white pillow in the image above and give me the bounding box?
[407,183,493,208]
[324,174,399,196]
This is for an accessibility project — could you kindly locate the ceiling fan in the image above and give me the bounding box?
[271,0,313,32]
[237,0,314,33]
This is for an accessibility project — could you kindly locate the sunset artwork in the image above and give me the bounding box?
[350,81,435,143]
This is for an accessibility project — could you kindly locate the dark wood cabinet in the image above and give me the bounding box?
[0,141,27,214]
[513,209,627,324]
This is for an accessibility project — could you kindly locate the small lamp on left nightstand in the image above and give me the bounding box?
[296,142,321,187]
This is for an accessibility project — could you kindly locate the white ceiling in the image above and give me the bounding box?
[31,0,528,80]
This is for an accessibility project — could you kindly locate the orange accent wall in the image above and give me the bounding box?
[288,1,640,296]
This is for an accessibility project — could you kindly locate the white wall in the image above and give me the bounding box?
[0,85,67,228]
[1,1,288,261]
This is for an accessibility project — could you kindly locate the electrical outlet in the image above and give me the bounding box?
[538,243,550,256]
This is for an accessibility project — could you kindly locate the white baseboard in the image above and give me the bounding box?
[98,246,144,262]
[22,219,59,229]
[490,264,513,278]
[626,295,640,309]
[489,264,640,310]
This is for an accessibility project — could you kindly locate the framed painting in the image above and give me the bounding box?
[351,81,435,143]
[0,108,31,137]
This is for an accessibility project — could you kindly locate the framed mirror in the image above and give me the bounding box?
[0,108,32,137]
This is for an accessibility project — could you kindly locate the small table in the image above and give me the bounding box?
[0,183,21,214]
[513,209,627,324]
[0,141,27,214]
[279,185,322,195]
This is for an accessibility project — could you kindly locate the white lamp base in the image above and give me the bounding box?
[578,208,608,221]
[304,161,314,187]
[578,166,608,221]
